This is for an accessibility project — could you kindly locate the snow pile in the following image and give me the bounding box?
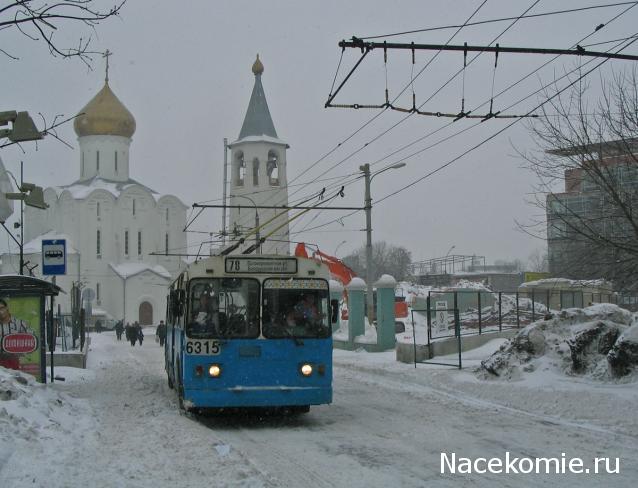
[0,367,93,445]
[478,304,638,381]
[451,279,492,291]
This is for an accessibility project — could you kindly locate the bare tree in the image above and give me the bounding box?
[0,0,125,66]
[527,248,548,273]
[520,68,638,289]
[342,241,412,282]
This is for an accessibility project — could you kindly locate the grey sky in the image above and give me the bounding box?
[2,0,637,264]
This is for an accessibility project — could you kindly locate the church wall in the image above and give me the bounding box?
[117,187,158,262]
[155,196,188,276]
[122,271,169,325]
[78,135,131,182]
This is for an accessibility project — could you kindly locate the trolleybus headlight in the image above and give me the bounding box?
[300,363,313,376]
[209,364,222,378]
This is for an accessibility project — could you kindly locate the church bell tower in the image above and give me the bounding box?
[228,55,290,255]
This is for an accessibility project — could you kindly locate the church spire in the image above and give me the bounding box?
[238,54,278,139]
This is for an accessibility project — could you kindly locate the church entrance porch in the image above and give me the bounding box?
[139,301,153,325]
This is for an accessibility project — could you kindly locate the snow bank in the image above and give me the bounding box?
[478,304,638,382]
[0,367,94,445]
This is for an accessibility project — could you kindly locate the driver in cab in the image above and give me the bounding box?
[192,291,219,333]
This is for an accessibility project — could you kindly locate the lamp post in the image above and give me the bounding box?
[360,162,406,323]
[1,162,48,274]
[444,245,456,274]
[232,194,260,254]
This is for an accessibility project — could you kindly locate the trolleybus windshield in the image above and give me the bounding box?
[262,278,331,339]
[186,278,260,339]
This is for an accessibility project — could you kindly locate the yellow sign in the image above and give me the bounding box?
[524,272,551,282]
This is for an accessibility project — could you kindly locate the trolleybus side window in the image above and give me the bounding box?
[186,278,259,339]
[262,278,330,339]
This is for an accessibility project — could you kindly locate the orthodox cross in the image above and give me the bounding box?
[103,49,112,83]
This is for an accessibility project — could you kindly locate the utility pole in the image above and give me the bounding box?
[359,162,406,324]
[19,161,24,275]
[361,163,374,324]
[221,138,228,247]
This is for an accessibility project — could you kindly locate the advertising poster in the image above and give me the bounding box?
[0,295,43,382]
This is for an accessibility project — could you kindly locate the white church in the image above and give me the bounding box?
[1,55,291,324]
[2,69,188,325]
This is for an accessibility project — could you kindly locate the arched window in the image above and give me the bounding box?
[267,150,279,186]
[252,158,260,186]
[96,229,101,256]
[96,150,100,172]
[235,151,245,186]
[115,151,118,173]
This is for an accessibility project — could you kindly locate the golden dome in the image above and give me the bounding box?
[252,54,264,75]
[74,82,136,138]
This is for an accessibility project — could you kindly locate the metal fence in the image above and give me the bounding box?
[412,289,637,341]
[407,288,637,369]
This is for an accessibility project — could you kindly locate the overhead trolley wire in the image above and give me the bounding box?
[293,26,638,237]
[357,2,638,40]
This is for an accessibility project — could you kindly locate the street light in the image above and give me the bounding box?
[0,161,48,274]
[444,245,455,274]
[360,162,406,323]
[231,194,260,254]
[0,111,42,143]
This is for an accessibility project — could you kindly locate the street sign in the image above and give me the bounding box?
[431,300,449,337]
[42,239,66,275]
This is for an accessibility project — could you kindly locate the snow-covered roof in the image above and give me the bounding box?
[229,134,289,148]
[520,277,613,290]
[50,176,158,201]
[109,262,171,280]
[20,231,79,255]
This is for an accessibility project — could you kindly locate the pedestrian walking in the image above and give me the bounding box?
[114,320,124,341]
[125,322,136,346]
[156,320,166,347]
[135,322,144,346]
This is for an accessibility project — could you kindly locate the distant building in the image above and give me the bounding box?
[1,71,187,324]
[546,139,638,289]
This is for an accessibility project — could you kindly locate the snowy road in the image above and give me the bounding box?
[3,331,636,487]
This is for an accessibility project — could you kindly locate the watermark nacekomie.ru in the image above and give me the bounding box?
[441,452,620,475]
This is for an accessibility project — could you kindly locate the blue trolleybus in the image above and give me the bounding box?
[165,254,335,412]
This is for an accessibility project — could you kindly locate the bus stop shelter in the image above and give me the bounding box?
[0,274,63,383]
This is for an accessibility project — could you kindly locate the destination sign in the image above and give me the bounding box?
[225,257,298,274]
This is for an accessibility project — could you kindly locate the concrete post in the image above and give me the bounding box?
[375,274,396,350]
[329,279,344,332]
[346,277,366,345]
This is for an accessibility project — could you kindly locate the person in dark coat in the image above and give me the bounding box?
[125,322,136,346]
[135,322,144,345]
[114,320,124,341]
[156,320,166,346]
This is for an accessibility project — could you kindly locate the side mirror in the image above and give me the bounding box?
[330,299,339,324]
